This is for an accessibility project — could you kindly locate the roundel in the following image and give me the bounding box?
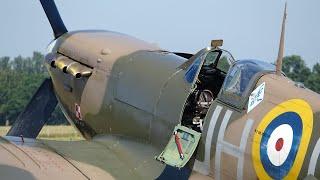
[252,99,313,180]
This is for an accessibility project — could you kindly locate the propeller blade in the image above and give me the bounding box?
[40,0,68,38]
[7,79,57,138]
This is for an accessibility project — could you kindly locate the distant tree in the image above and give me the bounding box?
[307,63,320,93]
[282,55,311,85]
[0,52,67,125]
[0,57,10,70]
[32,52,46,73]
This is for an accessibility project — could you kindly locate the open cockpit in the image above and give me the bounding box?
[181,48,235,132]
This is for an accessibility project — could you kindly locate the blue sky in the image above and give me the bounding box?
[1,0,319,67]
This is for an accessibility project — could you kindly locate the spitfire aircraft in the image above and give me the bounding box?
[1,0,320,179]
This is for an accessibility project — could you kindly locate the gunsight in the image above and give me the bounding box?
[211,39,223,48]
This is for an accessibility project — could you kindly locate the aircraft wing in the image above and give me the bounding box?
[0,135,165,180]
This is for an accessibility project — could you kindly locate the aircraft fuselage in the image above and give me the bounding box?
[45,30,320,179]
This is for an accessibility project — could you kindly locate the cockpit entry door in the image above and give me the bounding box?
[156,124,201,168]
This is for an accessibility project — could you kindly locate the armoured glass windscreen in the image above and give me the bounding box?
[203,51,219,66]
[217,51,233,73]
[184,49,235,84]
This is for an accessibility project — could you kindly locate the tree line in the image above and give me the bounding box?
[283,55,320,93]
[0,52,319,125]
[0,52,67,125]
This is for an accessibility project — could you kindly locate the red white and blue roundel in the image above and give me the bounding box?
[260,112,302,179]
[252,99,313,180]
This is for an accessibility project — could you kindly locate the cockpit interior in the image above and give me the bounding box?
[181,49,234,132]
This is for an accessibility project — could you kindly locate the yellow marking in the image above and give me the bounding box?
[252,99,313,179]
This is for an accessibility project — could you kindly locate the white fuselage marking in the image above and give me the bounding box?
[193,105,223,175]
[308,138,320,175]
[193,105,253,180]
[215,110,253,180]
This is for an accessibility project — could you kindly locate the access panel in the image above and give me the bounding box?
[156,125,201,168]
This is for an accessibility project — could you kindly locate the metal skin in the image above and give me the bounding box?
[1,2,320,180]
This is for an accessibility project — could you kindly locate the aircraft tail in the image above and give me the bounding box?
[40,0,68,38]
[275,2,287,75]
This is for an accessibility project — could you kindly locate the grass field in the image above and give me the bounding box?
[0,125,84,141]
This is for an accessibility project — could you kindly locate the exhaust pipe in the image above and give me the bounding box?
[66,62,92,79]
[53,56,74,73]
[51,55,92,78]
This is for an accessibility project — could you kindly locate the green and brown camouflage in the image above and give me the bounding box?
[1,1,320,179]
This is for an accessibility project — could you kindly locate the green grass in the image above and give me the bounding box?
[0,125,84,141]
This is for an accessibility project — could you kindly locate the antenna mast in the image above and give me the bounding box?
[276,2,287,75]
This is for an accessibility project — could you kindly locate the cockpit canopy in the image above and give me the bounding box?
[219,59,275,109]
